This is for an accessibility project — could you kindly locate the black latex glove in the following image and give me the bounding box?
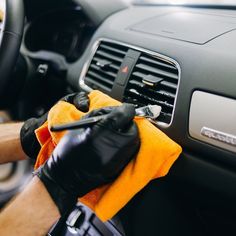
[20,92,90,160]
[36,104,140,215]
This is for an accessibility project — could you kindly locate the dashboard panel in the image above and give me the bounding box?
[79,38,181,126]
[24,8,95,62]
[69,6,236,168]
[66,9,236,232]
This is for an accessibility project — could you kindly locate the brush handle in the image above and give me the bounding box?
[50,115,107,132]
[50,105,161,132]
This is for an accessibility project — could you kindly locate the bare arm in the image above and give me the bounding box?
[0,176,60,236]
[0,104,138,236]
[0,123,27,164]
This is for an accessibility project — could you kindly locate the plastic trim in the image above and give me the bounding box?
[79,38,181,128]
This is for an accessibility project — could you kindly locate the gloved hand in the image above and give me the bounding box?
[36,104,140,215]
[20,92,90,160]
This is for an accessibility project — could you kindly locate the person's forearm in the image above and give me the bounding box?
[0,176,60,236]
[0,123,27,164]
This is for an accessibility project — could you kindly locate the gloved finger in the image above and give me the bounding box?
[61,92,90,112]
[61,93,77,103]
[103,103,136,131]
[72,92,90,112]
[20,112,48,160]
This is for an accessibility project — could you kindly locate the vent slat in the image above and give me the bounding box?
[132,71,163,81]
[87,71,114,86]
[129,79,145,88]
[85,77,111,92]
[93,57,120,70]
[100,44,127,56]
[157,90,175,99]
[90,64,117,79]
[96,50,123,63]
[160,81,178,90]
[132,71,147,79]
[109,64,120,71]
[136,63,178,80]
[140,56,177,70]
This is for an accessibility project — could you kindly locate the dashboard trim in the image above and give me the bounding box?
[79,37,181,128]
[201,127,236,147]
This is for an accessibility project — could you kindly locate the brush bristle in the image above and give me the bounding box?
[148,105,162,119]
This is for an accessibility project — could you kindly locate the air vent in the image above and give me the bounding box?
[124,53,179,125]
[84,41,129,92]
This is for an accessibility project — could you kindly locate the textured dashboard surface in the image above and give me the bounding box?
[129,11,236,44]
[69,6,236,169]
[24,8,95,62]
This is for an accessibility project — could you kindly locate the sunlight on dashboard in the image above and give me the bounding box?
[143,0,236,5]
[0,0,4,22]
[0,11,3,22]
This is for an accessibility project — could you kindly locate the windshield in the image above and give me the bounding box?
[133,0,236,5]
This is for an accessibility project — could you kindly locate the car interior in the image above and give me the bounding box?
[0,0,236,235]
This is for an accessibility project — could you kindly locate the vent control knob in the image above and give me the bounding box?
[142,75,163,87]
[96,59,111,69]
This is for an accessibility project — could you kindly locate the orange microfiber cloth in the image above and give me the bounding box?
[35,90,182,221]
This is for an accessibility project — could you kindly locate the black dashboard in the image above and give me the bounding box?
[69,5,236,166]
[24,8,95,62]
[65,4,236,235]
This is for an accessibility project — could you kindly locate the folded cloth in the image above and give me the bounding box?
[35,90,182,221]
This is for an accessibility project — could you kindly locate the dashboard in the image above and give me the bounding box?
[24,8,95,62]
[65,5,236,235]
[0,1,4,27]
[66,4,236,235]
[70,5,236,164]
